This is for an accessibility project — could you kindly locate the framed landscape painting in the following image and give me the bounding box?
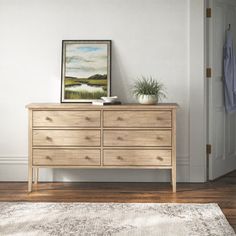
[61,40,111,103]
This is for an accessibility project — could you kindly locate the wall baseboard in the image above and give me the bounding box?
[0,156,190,182]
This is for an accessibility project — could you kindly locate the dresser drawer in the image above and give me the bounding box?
[103,130,171,147]
[104,149,171,166]
[33,130,100,146]
[103,110,171,128]
[33,149,100,166]
[33,110,101,127]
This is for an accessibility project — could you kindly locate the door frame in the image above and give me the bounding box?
[205,0,212,181]
[189,0,207,182]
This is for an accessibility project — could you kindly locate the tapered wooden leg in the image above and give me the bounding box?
[171,167,176,193]
[28,167,33,192]
[28,109,33,193]
[171,108,177,193]
[34,168,38,184]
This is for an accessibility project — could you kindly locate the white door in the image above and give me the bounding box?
[207,0,236,180]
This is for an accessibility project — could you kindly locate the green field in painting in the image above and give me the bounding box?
[64,74,108,99]
[65,78,107,87]
[65,78,82,86]
[65,90,107,99]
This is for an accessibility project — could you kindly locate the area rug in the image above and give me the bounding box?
[0,202,235,236]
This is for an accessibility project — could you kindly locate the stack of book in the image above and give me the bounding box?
[92,100,122,106]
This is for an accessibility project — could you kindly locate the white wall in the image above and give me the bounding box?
[189,0,206,182]
[0,0,201,182]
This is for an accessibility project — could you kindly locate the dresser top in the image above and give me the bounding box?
[26,103,178,110]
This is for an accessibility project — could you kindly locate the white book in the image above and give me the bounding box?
[92,100,121,106]
[92,100,106,105]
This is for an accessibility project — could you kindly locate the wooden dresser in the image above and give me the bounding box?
[26,103,178,192]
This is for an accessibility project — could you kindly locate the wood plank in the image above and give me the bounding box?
[34,168,38,184]
[28,110,33,192]
[33,149,101,166]
[33,110,101,127]
[33,130,101,147]
[103,110,171,128]
[26,103,179,110]
[30,166,172,169]
[171,109,176,192]
[0,171,235,231]
[103,130,172,147]
[103,149,171,166]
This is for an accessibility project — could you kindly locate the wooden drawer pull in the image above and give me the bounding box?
[46,155,52,160]
[156,136,163,140]
[156,156,164,161]
[85,156,90,160]
[45,117,52,121]
[156,117,163,121]
[85,136,91,140]
[117,117,123,121]
[85,117,91,121]
[117,156,123,160]
[46,136,52,141]
[117,137,123,140]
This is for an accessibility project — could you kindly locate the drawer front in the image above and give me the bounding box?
[33,110,101,127]
[103,111,171,128]
[33,130,100,146]
[33,149,100,166]
[103,130,171,147]
[104,149,171,166]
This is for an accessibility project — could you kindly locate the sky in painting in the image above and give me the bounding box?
[65,43,108,78]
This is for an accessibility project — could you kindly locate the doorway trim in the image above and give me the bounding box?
[189,0,207,182]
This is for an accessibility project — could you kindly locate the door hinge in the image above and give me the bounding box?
[206,144,212,155]
[206,68,212,78]
[206,8,212,18]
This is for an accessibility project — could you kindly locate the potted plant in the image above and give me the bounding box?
[132,76,166,104]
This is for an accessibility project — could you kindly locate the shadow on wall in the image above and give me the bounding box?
[52,169,173,182]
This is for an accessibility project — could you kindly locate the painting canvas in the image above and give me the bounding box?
[61,40,111,102]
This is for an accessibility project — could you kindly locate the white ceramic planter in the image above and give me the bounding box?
[138,95,158,105]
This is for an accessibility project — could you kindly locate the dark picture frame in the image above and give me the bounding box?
[61,40,111,103]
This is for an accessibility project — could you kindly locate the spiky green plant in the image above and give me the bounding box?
[132,76,166,100]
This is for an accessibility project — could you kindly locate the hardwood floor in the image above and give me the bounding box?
[0,171,235,231]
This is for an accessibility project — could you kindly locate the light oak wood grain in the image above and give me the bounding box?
[33,130,101,147]
[103,110,171,128]
[28,110,33,192]
[26,166,172,169]
[103,130,171,147]
[26,103,178,110]
[171,109,177,192]
[103,149,171,166]
[33,149,101,166]
[27,103,178,193]
[33,110,100,127]
[1,171,236,231]
[34,168,38,184]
